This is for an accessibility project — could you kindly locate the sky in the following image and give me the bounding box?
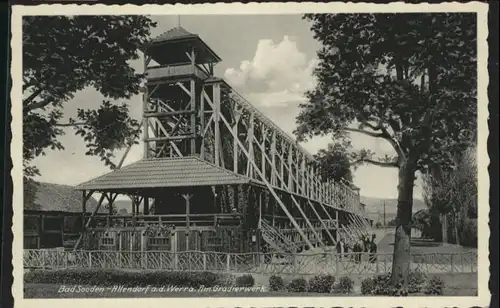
[31,14,424,200]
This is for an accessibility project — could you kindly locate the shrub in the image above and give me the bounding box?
[235,274,255,287]
[308,275,335,293]
[269,275,285,291]
[286,278,308,293]
[408,270,427,293]
[424,276,444,295]
[334,276,354,294]
[24,269,228,288]
[360,277,376,295]
[367,271,427,296]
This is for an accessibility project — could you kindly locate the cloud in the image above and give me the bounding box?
[224,36,318,107]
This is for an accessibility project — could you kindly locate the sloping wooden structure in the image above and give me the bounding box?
[73,26,372,254]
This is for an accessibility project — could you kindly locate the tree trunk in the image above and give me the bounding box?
[440,213,448,243]
[391,163,416,285]
[453,213,460,245]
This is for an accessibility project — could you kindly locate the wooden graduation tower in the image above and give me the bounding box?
[74,27,372,254]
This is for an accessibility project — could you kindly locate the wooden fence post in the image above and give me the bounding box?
[203,252,207,271]
[450,253,454,273]
[335,254,340,275]
[88,251,92,268]
[226,253,231,272]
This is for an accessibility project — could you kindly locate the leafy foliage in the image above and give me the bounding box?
[361,276,376,295]
[299,13,477,283]
[334,276,354,294]
[308,274,335,293]
[286,278,308,292]
[313,143,353,182]
[235,274,255,287]
[24,269,229,288]
[422,147,477,246]
[363,271,427,296]
[424,276,445,295]
[268,275,285,291]
[22,15,156,176]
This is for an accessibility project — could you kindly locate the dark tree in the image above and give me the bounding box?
[297,13,476,285]
[23,15,157,183]
[313,142,353,183]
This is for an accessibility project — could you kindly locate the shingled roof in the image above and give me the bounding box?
[25,182,102,213]
[75,157,251,191]
[150,26,198,44]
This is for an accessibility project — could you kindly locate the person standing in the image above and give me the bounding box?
[369,234,377,263]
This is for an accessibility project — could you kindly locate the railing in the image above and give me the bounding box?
[260,219,298,253]
[24,249,477,276]
[88,213,241,229]
[146,63,209,81]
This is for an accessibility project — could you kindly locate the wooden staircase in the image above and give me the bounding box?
[260,219,298,254]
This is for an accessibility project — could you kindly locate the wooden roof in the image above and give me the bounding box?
[144,27,221,65]
[24,182,102,213]
[150,26,198,43]
[74,157,251,191]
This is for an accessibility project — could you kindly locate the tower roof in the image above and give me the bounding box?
[150,26,198,44]
[144,26,221,65]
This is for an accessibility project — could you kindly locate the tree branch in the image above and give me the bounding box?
[345,127,385,138]
[54,122,86,127]
[23,98,53,113]
[351,158,399,168]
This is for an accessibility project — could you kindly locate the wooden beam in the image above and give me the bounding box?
[218,113,314,250]
[200,88,206,159]
[213,83,221,166]
[190,79,196,155]
[233,111,241,173]
[144,110,195,117]
[145,135,196,142]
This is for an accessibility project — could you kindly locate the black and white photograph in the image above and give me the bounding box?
[11,2,490,307]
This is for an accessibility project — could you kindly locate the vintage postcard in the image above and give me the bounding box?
[10,2,491,308]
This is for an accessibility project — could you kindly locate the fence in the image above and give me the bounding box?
[23,249,477,276]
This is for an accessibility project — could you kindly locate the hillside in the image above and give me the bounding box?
[361,196,427,224]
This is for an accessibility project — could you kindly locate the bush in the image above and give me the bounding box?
[235,274,255,287]
[360,277,376,295]
[286,278,308,293]
[24,269,228,288]
[268,275,285,291]
[365,271,427,296]
[334,276,353,294]
[408,270,427,293]
[424,276,444,295]
[308,275,335,293]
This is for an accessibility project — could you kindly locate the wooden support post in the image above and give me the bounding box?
[292,200,323,247]
[144,197,149,215]
[271,131,277,186]
[142,55,149,159]
[308,200,336,246]
[200,88,205,159]
[183,193,192,251]
[218,114,313,250]
[233,111,240,173]
[213,83,221,166]
[280,140,285,189]
[261,126,267,182]
[287,145,293,190]
[246,112,255,178]
[82,190,87,231]
[190,49,197,156]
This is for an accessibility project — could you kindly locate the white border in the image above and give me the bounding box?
[11,2,490,308]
